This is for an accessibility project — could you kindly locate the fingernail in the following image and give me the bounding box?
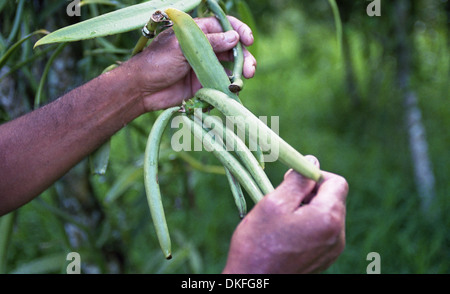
[283,169,294,180]
[305,155,319,166]
[225,31,238,43]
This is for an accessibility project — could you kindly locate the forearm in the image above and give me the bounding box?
[0,15,257,216]
[0,62,144,215]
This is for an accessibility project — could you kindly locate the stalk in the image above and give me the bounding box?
[205,0,244,92]
[131,10,172,57]
[195,88,324,182]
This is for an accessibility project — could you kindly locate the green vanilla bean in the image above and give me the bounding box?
[196,111,274,195]
[165,8,240,102]
[194,88,324,182]
[191,111,247,216]
[224,167,247,218]
[181,114,264,203]
[166,7,264,168]
[205,0,244,93]
[144,106,181,259]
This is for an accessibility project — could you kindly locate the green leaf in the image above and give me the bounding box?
[34,0,202,47]
[89,140,111,175]
[0,30,49,70]
[328,0,343,56]
[34,43,67,108]
[104,166,143,204]
[0,212,16,274]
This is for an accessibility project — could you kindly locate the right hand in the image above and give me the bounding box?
[222,156,349,274]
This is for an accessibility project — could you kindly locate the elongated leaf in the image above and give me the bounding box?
[89,139,111,175]
[0,30,49,70]
[0,212,16,274]
[34,0,202,47]
[34,43,67,108]
[7,0,26,44]
[104,166,143,203]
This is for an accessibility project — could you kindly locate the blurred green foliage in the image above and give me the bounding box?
[0,0,449,273]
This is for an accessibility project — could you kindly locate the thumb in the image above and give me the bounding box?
[267,155,320,211]
[206,30,239,53]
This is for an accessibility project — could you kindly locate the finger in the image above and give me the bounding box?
[189,73,203,96]
[195,16,224,34]
[228,16,254,46]
[196,16,254,47]
[206,31,240,53]
[215,46,256,79]
[283,155,320,181]
[309,171,349,212]
[304,155,320,169]
[266,168,317,213]
[294,155,321,204]
[242,46,257,79]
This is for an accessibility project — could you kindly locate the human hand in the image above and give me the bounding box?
[222,156,349,274]
[126,15,256,112]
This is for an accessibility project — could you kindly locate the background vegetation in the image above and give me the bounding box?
[0,0,448,273]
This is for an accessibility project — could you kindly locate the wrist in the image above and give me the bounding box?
[120,53,165,113]
[103,60,147,118]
